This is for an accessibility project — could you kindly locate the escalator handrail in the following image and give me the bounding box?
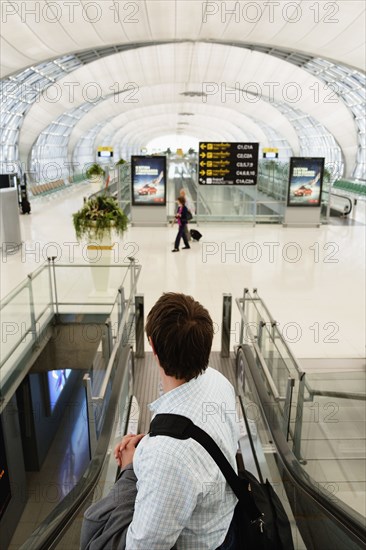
[308,388,365,401]
[327,190,353,215]
[19,334,134,550]
[238,344,366,547]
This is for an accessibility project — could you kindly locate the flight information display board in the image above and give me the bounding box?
[198,142,259,185]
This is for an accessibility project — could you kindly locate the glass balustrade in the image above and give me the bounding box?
[0,260,140,411]
[119,158,332,224]
[236,289,366,522]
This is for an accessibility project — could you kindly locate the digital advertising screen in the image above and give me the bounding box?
[131,156,166,206]
[287,157,325,207]
[47,369,71,413]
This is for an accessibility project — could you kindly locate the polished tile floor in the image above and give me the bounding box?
[1,182,365,361]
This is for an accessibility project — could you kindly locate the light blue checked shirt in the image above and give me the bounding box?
[126,367,239,550]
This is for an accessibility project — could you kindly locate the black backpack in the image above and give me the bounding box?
[149,414,294,550]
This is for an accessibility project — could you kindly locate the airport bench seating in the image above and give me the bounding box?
[31,179,66,196]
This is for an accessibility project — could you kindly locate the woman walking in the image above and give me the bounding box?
[172,196,190,252]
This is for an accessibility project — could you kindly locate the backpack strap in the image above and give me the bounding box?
[149,413,262,521]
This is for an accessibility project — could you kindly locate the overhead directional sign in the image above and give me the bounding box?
[198,142,259,185]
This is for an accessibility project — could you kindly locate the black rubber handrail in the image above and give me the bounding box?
[328,191,353,215]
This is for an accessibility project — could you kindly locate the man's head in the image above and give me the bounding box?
[179,188,186,198]
[145,293,214,381]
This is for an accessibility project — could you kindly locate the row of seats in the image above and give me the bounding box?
[30,173,89,197]
[31,179,66,196]
[333,180,366,195]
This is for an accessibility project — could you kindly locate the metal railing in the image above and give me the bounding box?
[82,260,142,455]
[234,289,366,524]
[235,288,366,459]
[0,258,141,413]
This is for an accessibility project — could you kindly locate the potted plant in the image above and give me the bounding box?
[115,158,127,166]
[85,163,105,185]
[73,194,128,241]
[73,195,128,295]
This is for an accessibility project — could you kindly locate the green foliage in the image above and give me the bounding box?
[86,163,105,179]
[73,195,128,241]
[115,158,127,166]
[323,167,332,183]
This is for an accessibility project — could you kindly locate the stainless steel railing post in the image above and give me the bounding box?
[102,321,113,363]
[221,294,232,357]
[27,274,38,345]
[293,372,306,461]
[135,294,145,358]
[83,374,97,457]
[283,377,295,441]
[239,288,249,345]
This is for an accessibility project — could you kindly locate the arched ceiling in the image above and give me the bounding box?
[73,106,271,155]
[19,43,355,160]
[1,0,365,76]
[1,0,365,178]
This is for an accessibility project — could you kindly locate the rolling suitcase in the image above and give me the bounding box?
[190,229,202,241]
[21,198,31,214]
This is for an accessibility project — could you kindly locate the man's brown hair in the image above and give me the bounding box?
[145,293,214,381]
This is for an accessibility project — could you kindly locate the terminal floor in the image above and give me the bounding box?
[1,182,365,360]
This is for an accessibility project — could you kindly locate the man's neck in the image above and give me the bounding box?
[159,366,186,394]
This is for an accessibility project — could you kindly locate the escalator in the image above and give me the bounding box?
[236,345,365,549]
[18,294,365,550]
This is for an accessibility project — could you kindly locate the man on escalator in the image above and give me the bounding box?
[116,293,239,549]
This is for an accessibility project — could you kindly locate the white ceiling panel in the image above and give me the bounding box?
[145,0,176,39]
[1,0,365,78]
[0,39,34,77]
[106,114,253,143]
[175,0,207,38]
[95,106,268,146]
[66,92,297,154]
[117,1,155,42]
[41,1,118,48]
[291,3,366,64]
